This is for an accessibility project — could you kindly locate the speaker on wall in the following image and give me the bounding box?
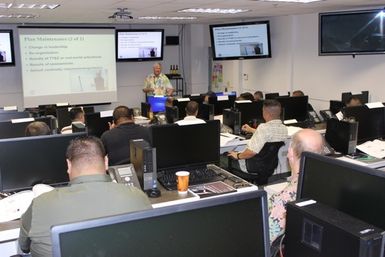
[165,36,179,45]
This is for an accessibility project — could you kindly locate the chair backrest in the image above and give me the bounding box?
[246,141,285,176]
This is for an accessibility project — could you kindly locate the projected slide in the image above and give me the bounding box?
[19,27,117,107]
[212,23,270,58]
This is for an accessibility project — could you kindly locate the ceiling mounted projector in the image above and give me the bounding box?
[109,8,133,19]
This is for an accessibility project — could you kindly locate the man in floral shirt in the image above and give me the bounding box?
[268,129,324,243]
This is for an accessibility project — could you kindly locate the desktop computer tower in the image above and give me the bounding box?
[129,139,157,192]
[285,200,385,257]
[223,109,241,135]
[325,118,358,154]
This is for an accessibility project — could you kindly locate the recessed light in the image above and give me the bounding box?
[0,13,38,18]
[178,8,249,14]
[138,16,197,20]
[255,0,323,3]
[0,3,60,9]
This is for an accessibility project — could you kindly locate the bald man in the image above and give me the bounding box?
[19,136,151,257]
[268,129,324,243]
[143,62,173,96]
[228,99,288,172]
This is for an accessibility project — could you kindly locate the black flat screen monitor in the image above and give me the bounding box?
[343,105,385,143]
[341,91,369,104]
[0,116,54,139]
[51,190,271,257]
[210,21,271,61]
[116,29,164,62]
[150,120,220,170]
[172,99,189,120]
[329,100,345,114]
[197,103,214,120]
[0,30,15,66]
[165,106,179,123]
[235,100,264,125]
[297,152,385,230]
[184,94,204,105]
[0,111,30,122]
[276,96,309,121]
[85,112,112,138]
[265,93,279,99]
[209,95,236,115]
[320,9,385,55]
[147,95,168,113]
[0,132,86,193]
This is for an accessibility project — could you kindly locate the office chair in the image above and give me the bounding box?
[228,141,285,185]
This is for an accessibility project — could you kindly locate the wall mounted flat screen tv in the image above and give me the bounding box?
[320,9,385,55]
[116,29,164,61]
[0,30,15,66]
[210,21,271,61]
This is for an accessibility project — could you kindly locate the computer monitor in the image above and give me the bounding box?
[149,120,220,170]
[265,93,279,99]
[0,132,86,193]
[343,105,385,143]
[208,95,236,115]
[172,99,189,120]
[165,106,179,123]
[276,96,309,121]
[329,100,345,115]
[234,100,264,125]
[147,95,168,113]
[297,152,385,230]
[197,103,214,121]
[0,111,30,122]
[85,112,112,138]
[56,107,72,130]
[51,190,271,257]
[341,91,369,104]
[183,94,204,105]
[0,116,56,139]
[141,102,151,118]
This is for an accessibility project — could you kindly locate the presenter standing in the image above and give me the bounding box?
[143,63,173,96]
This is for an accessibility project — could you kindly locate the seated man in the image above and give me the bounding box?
[345,95,362,107]
[101,106,150,166]
[25,121,51,136]
[143,62,173,96]
[254,91,264,101]
[228,99,288,172]
[269,129,324,244]
[175,101,206,125]
[19,136,151,257]
[61,107,85,134]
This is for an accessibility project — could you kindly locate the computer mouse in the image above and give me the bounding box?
[147,188,161,198]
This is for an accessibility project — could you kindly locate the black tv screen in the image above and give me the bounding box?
[0,30,15,66]
[116,29,164,61]
[320,9,385,55]
[210,21,271,60]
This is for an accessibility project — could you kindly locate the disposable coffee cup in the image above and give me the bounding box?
[176,171,190,194]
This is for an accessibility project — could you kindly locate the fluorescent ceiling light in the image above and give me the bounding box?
[138,16,197,20]
[0,13,38,18]
[0,3,60,9]
[256,0,323,3]
[178,8,249,14]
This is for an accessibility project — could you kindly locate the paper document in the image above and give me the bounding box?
[283,119,298,125]
[356,140,385,159]
[220,133,240,146]
[286,126,302,136]
[365,102,384,109]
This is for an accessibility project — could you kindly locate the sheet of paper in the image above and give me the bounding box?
[217,95,229,101]
[283,119,298,125]
[100,110,113,117]
[286,126,302,136]
[365,102,384,109]
[356,140,385,159]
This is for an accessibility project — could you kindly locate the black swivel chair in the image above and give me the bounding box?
[229,141,285,185]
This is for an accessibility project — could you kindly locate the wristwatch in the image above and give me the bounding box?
[237,152,241,160]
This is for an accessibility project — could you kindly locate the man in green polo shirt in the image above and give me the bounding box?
[19,136,152,257]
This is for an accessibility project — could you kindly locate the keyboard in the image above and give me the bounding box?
[158,166,225,191]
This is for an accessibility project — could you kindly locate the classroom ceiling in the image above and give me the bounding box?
[0,0,384,24]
